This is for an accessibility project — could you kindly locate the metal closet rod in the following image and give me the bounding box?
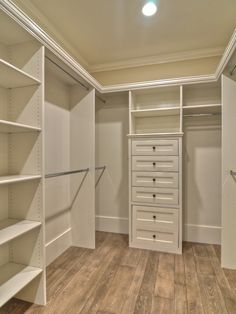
[95,166,106,170]
[45,56,106,104]
[184,113,221,117]
[230,64,236,76]
[45,168,89,178]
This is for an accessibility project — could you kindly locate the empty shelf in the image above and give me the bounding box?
[0,219,41,246]
[0,263,42,307]
[127,132,184,138]
[131,107,180,117]
[0,175,41,185]
[0,120,41,133]
[0,59,41,88]
[183,104,221,115]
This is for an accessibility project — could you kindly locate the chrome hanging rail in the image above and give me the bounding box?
[230,64,236,76]
[95,166,106,187]
[46,56,89,91]
[45,168,89,179]
[45,56,106,103]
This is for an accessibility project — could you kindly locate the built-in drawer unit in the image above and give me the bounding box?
[132,171,178,188]
[132,139,178,156]
[132,187,178,205]
[132,205,179,251]
[132,156,179,172]
[133,205,178,231]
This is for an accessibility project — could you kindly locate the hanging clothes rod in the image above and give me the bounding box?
[46,56,89,91]
[184,113,221,117]
[46,56,106,103]
[45,168,89,179]
[95,166,106,187]
[230,64,236,76]
[95,166,106,170]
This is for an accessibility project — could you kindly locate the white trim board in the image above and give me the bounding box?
[95,215,129,234]
[0,1,236,93]
[45,228,72,266]
[183,224,221,245]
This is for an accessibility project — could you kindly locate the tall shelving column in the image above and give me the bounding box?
[0,9,46,307]
[128,86,183,254]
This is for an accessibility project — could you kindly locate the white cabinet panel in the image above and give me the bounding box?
[132,171,178,188]
[132,139,178,156]
[132,156,179,172]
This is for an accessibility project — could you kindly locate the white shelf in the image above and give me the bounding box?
[0,175,41,185]
[0,219,41,246]
[183,104,221,115]
[127,132,183,138]
[131,107,180,117]
[0,263,42,307]
[0,120,41,133]
[0,59,41,88]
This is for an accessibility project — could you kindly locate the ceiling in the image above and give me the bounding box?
[12,0,236,72]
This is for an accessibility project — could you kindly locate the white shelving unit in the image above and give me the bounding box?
[183,104,221,115]
[0,175,41,185]
[130,107,180,118]
[0,219,41,246]
[0,58,40,88]
[0,263,42,307]
[0,9,46,307]
[0,120,41,133]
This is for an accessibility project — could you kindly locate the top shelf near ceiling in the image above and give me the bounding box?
[183,104,221,115]
[131,107,180,117]
[0,59,41,89]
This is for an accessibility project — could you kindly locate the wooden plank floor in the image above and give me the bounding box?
[1,232,236,314]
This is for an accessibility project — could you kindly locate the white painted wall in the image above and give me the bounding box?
[95,94,129,234]
[183,121,222,244]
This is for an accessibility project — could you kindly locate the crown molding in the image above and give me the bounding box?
[89,48,224,73]
[9,0,90,69]
[0,0,235,94]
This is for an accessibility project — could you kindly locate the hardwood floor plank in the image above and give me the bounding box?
[121,251,148,314]
[134,251,158,314]
[99,265,136,313]
[195,256,215,275]
[211,256,236,314]
[120,247,143,268]
[192,243,209,257]
[174,283,188,314]
[175,254,185,285]
[198,273,228,314]
[151,296,174,314]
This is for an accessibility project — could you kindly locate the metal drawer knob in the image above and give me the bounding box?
[153,215,156,219]
[153,194,156,198]
[152,146,156,151]
[153,162,156,166]
[153,178,156,182]
[153,234,156,239]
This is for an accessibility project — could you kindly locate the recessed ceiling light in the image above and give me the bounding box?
[142,1,157,17]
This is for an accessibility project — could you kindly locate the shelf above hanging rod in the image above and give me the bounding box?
[45,168,89,179]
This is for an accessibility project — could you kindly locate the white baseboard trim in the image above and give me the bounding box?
[184,223,221,244]
[96,215,128,234]
[45,228,72,266]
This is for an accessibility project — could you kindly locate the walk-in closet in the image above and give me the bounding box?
[0,0,236,313]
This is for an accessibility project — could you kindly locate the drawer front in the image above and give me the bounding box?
[132,139,178,156]
[133,205,178,232]
[135,229,176,246]
[132,156,179,172]
[132,187,178,205]
[132,171,178,188]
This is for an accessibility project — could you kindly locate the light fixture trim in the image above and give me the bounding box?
[142,1,157,17]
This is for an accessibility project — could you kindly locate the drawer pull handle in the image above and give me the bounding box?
[152,146,156,151]
[153,178,156,182]
[153,234,156,239]
[153,215,156,219]
[153,162,156,166]
[153,194,156,198]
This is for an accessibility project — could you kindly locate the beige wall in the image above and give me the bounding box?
[92,56,221,86]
